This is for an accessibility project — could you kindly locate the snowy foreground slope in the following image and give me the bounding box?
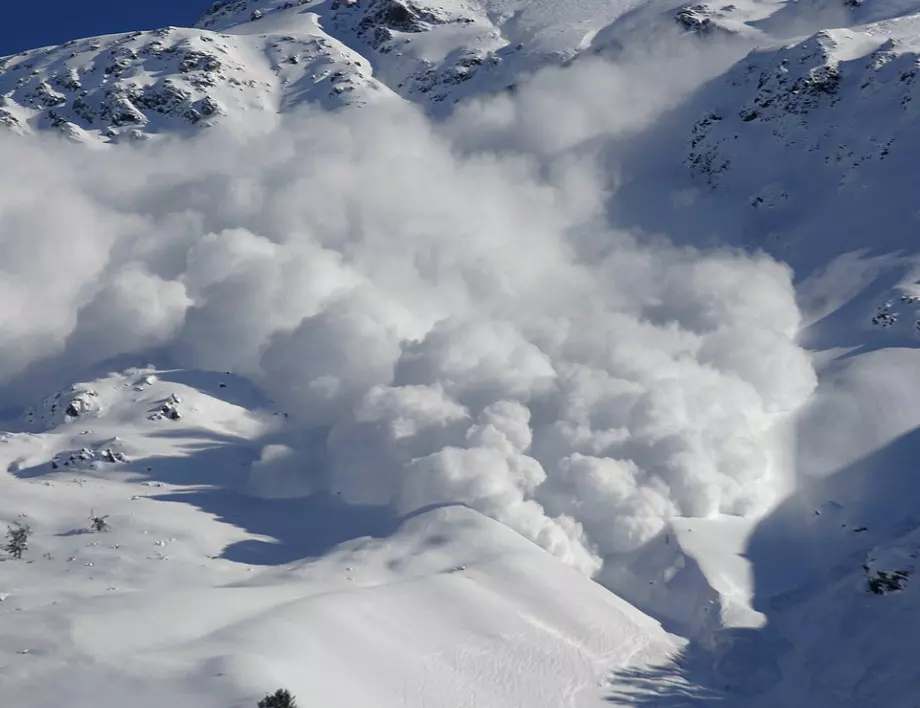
[4,0,920,706]
[0,369,681,708]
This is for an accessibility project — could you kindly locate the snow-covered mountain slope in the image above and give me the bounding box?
[597,18,920,388]
[0,0,833,145]
[193,0,920,111]
[6,0,920,144]
[687,19,920,192]
[597,5,920,341]
[199,0,657,106]
[0,10,390,144]
[591,11,920,693]
[627,389,920,706]
[598,515,767,646]
[0,368,682,708]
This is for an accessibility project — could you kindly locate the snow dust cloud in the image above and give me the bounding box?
[0,51,816,573]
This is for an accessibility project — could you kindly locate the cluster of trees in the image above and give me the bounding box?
[259,689,297,708]
[4,512,110,559]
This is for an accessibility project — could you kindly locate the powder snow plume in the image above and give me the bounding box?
[0,54,815,573]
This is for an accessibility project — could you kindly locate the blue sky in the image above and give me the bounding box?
[0,1,211,56]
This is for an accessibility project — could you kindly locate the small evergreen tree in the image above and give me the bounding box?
[258,689,297,708]
[89,511,110,533]
[5,522,32,559]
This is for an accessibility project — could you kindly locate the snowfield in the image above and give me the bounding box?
[0,369,683,708]
[3,0,920,706]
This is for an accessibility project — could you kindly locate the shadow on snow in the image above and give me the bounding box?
[605,425,920,705]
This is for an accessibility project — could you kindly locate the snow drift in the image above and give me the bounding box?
[0,67,816,573]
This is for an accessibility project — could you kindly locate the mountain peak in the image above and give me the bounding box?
[195,0,315,31]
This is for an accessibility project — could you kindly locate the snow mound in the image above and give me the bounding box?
[18,369,270,437]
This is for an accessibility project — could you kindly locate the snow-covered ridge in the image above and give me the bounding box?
[0,12,389,144]
[0,0,773,144]
[199,0,596,107]
[4,0,920,145]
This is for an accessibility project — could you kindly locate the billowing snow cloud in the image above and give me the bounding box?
[0,55,816,574]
